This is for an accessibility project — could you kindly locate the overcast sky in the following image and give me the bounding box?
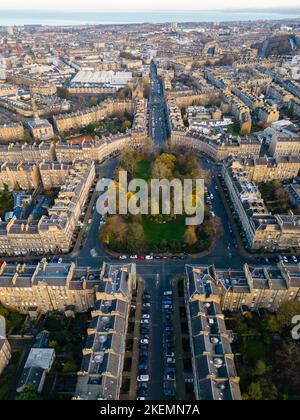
[0,0,299,11]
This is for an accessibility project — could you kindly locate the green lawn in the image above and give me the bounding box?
[141,215,186,244]
[134,161,152,181]
[227,123,240,136]
[227,122,262,136]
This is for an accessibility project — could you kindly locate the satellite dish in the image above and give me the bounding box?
[101,317,110,323]
[94,355,103,364]
[213,358,224,367]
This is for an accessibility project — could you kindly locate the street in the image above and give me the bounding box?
[149,61,169,145]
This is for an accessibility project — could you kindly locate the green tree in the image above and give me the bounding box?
[16,384,42,400]
[62,360,77,373]
[121,120,132,133]
[254,360,267,376]
[277,301,300,331]
[120,148,139,175]
[84,123,96,135]
[90,97,98,107]
[184,226,198,246]
[126,222,145,251]
[48,340,58,350]
[57,87,71,100]
[263,314,281,334]
[243,382,263,400]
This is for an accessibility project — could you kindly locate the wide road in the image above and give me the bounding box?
[149,61,169,146]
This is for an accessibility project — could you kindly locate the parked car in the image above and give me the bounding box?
[164,388,176,397]
[164,374,175,381]
[137,375,149,382]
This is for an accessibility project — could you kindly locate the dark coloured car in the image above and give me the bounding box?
[164,388,176,397]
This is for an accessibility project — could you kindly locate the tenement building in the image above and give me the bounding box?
[0,162,40,191]
[74,263,136,400]
[53,100,134,133]
[225,156,300,183]
[0,259,98,315]
[0,142,56,163]
[0,123,25,143]
[269,133,300,158]
[185,265,242,401]
[223,161,300,251]
[185,261,300,399]
[0,161,95,255]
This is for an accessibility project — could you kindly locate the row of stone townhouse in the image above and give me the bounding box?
[74,263,136,400]
[53,99,135,133]
[0,161,95,256]
[0,125,149,166]
[185,261,300,399]
[0,122,25,143]
[170,129,262,162]
[223,160,300,252]
[0,259,136,400]
[226,155,300,183]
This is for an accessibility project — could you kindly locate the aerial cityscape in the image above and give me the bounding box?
[0,2,300,405]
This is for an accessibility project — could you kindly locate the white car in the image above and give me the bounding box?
[141,319,149,325]
[164,374,175,381]
[58,258,63,264]
[119,255,127,260]
[137,375,149,382]
[145,255,153,260]
[142,314,150,319]
[140,339,149,345]
[130,255,138,260]
[90,249,98,258]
